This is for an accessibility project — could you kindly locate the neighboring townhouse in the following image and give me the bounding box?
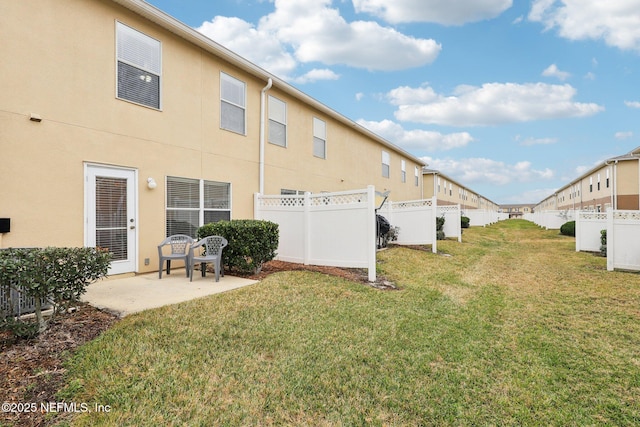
[422,170,499,212]
[535,147,640,213]
[499,204,534,218]
[0,0,425,275]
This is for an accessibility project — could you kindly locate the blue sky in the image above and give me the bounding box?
[145,0,640,204]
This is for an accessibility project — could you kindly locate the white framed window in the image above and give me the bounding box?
[166,177,231,237]
[116,22,161,109]
[313,117,326,159]
[268,96,287,147]
[382,151,390,178]
[401,160,406,183]
[220,72,246,134]
[415,167,420,186]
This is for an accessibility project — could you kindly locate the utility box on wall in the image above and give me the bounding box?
[0,218,10,233]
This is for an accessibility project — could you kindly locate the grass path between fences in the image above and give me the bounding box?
[60,220,640,426]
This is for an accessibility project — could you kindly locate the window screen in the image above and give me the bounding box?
[382,151,390,178]
[221,72,246,134]
[313,118,326,159]
[116,22,161,109]
[269,96,287,147]
[166,177,231,237]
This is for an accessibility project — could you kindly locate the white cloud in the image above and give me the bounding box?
[517,135,558,146]
[529,0,640,52]
[352,0,513,25]
[355,92,365,101]
[292,69,340,84]
[421,156,554,186]
[625,100,640,108]
[504,188,557,204]
[357,119,473,151]
[389,82,604,126]
[542,64,571,80]
[196,1,441,77]
[615,131,634,139]
[258,0,441,71]
[197,16,297,77]
[584,72,596,80]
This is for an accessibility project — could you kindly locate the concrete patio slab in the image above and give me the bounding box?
[82,269,259,317]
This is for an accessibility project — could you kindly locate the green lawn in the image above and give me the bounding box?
[60,220,640,426]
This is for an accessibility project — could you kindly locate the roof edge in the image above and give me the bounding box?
[111,0,425,166]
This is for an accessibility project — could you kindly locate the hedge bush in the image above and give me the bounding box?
[436,216,446,240]
[461,216,470,228]
[0,247,111,334]
[560,220,576,237]
[600,229,607,257]
[197,220,279,275]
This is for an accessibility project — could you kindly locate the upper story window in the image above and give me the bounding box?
[313,118,326,159]
[415,167,420,186]
[401,160,406,183]
[268,96,287,147]
[116,22,161,109]
[381,151,390,178]
[221,72,246,134]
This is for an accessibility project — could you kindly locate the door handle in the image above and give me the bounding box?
[130,226,136,230]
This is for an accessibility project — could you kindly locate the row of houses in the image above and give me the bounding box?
[534,147,640,214]
[0,0,498,276]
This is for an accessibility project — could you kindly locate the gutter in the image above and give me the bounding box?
[111,0,425,168]
[259,78,273,195]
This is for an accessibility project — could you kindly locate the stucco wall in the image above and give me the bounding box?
[1,0,424,273]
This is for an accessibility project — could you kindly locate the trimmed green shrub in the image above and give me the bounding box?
[560,220,576,237]
[198,220,279,275]
[461,216,470,228]
[436,216,446,240]
[600,230,607,257]
[0,247,111,334]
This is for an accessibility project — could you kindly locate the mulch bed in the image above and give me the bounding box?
[1,261,395,426]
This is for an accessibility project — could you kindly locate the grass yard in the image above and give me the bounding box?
[60,220,640,426]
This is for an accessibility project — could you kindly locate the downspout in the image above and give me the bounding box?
[259,78,273,195]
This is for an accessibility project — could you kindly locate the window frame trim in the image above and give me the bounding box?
[115,20,162,110]
[268,95,287,147]
[220,71,247,135]
[165,176,232,237]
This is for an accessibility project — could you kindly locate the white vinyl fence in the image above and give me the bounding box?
[254,187,377,281]
[438,204,462,242]
[607,210,640,272]
[379,198,438,252]
[464,210,500,227]
[527,210,575,229]
[575,211,607,252]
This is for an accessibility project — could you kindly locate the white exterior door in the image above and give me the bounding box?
[85,165,137,275]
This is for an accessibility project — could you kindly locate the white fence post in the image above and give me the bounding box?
[575,210,581,252]
[607,211,614,271]
[432,197,438,254]
[367,185,376,282]
[304,191,311,266]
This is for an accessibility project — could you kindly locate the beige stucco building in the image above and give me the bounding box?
[535,147,640,213]
[422,170,499,212]
[0,0,425,274]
